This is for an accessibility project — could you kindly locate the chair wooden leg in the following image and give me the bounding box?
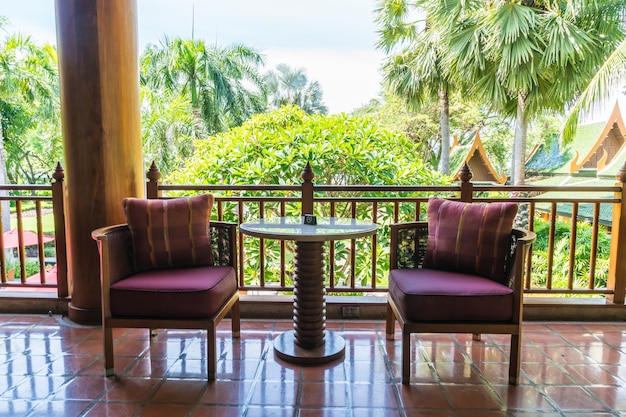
[472,333,481,341]
[103,326,114,377]
[509,333,521,385]
[231,299,240,338]
[401,329,411,384]
[386,304,395,341]
[208,325,217,381]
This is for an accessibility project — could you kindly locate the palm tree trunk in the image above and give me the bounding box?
[438,87,450,175]
[513,92,528,185]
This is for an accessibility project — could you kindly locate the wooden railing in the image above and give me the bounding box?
[148,162,626,305]
[1,161,625,307]
[0,164,68,296]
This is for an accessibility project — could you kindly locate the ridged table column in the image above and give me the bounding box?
[273,241,345,364]
[293,241,326,348]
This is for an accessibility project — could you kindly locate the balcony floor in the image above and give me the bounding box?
[2,315,626,416]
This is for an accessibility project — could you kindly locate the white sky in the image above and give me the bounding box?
[0,0,386,114]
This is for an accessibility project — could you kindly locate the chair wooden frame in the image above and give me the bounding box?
[92,221,240,381]
[385,221,535,385]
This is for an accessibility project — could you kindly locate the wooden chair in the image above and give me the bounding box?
[386,199,535,385]
[92,200,240,381]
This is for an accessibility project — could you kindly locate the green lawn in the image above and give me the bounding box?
[10,212,56,235]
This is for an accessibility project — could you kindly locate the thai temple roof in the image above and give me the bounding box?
[450,130,507,184]
[526,100,626,226]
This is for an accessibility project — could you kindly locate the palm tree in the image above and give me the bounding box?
[140,37,267,135]
[562,39,626,143]
[0,29,59,178]
[0,22,59,230]
[140,87,199,175]
[432,0,624,184]
[376,0,453,174]
[264,64,327,114]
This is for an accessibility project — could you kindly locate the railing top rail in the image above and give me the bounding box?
[473,185,621,193]
[0,185,52,192]
[157,183,621,194]
[158,184,301,192]
[213,197,301,202]
[0,196,52,201]
[313,185,461,192]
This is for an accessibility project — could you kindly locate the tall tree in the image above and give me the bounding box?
[0,21,59,234]
[430,0,625,184]
[561,39,626,143]
[0,26,59,185]
[140,37,267,135]
[376,0,454,175]
[264,64,328,114]
[140,87,199,175]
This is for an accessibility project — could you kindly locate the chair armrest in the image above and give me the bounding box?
[209,221,238,270]
[390,221,429,269]
[91,224,135,287]
[504,228,536,290]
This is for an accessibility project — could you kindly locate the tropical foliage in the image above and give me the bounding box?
[264,64,327,114]
[170,105,448,187]
[140,37,267,135]
[530,217,611,292]
[376,0,454,174]
[0,23,60,185]
[375,0,626,184]
[169,105,451,288]
[562,39,626,143]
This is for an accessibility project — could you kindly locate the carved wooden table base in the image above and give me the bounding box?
[273,241,345,365]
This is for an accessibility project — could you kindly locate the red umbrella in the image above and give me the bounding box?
[2,229,54,249]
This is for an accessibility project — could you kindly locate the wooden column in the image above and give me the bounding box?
[55,0,143,323]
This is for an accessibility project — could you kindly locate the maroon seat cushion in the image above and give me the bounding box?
[123,195,214,272]
[424,197,518,283]
[389,268,513,321]
[110,266,236,318]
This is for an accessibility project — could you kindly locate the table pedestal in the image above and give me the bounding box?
[273,241,345,365]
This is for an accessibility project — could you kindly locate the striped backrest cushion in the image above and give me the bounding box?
[423,198,518,282]
[123,195,214,272]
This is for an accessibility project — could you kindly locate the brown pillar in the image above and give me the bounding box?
[55,0,143,323]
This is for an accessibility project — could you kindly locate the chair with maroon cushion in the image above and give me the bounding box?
[92,195,240,381]
[386,198,535,384]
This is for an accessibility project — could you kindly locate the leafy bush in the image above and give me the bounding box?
[170,105,447,187]
[7,259,42,279]
[169,106,451,289]
[530,218,611,292]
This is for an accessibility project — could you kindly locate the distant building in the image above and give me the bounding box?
[525,100,626,228]
[449,130,507,184]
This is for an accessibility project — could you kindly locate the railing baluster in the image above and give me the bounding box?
[238,200,245,288]
[349,202,357,289]
[36,201,46,284]
[371,201,378,290]
[393,201,399,223]
[525,202,536,290]
[329,201,336,290]
[259,201,265,288]
[547,202,556,290]
[280,201,286,288]
[589,203,600,290]
[568,203,578,290]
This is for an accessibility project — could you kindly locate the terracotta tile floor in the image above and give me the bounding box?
[2,315,626,416]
